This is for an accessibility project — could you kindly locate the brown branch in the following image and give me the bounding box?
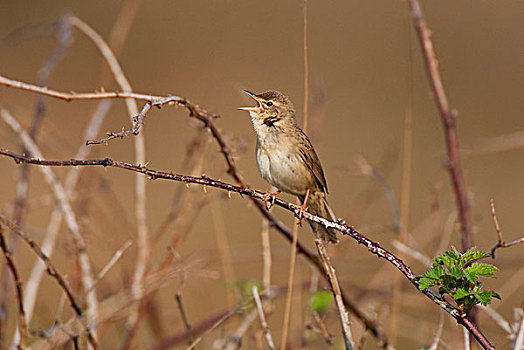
[185,289,277,350]
[0,150,495,349]
[489,198,524,258]
[252,286,275,350]
[0,75,388,346]
[407,0,473,252]
[148,309,238,350]
[315,239,354,349]
[280,221,299,350]
[175,292,194,346]
[0,226,27,350]
[0,16,72,339]
[0,215,98,349]
[1,108,99,340]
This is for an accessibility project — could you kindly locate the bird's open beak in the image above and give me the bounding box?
[237,90,260,111]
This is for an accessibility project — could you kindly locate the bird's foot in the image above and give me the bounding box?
[297,188,310,226]
[263,190,281,210]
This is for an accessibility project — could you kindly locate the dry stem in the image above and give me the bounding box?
[0,149,496,349]
[489,198,524,257]
[407,0,473,252]
[280,220,299,350]
[315,239,354,349]
[0,109,99,344]
[175,292,194,345]
[0,75,389,345]
[0,215,97,348]
[252,286,275,350]
[68,16,149,347]
[0,226,27,349]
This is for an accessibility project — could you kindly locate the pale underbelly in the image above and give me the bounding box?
[257,148,313,196]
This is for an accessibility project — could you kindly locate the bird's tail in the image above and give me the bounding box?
[298,191,339,244]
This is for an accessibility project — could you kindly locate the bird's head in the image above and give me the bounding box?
[238,90,296,128]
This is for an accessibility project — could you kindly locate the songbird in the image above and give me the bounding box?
[238,90,338,243]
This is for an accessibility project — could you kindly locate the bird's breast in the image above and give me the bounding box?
[256,134,316,196]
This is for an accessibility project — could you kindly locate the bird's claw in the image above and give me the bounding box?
[296,188,310,227]
[297,203,307,226]
[263,190,281,210]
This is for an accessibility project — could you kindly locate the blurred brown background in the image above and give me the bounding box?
[0,1,523,349]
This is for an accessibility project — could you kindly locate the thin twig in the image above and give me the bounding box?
[225,309,258,350]
[0,215,97,348]
[23,99,112,327]
[68,15,148,348]
[429,311,444,350]
[479,305,512,334]
[280,221,299,350]
[355,156,401,231]
[407,0,473,252]
[175,292,194,345]
[463,327,470,350]
[89,240,133,292]
[148,310,237,350]
[0,149,495,348]
[28,253,207,350]
[513,310,524,350]
[311,312,334,346]
[210,201,237,308]
[184,289,276,350]
[261,219,272,293]
[315,239,354,350]
[489,198,524,258]
[408,3,485,345]
[391,240,432,267]
[252,286,275,350]
[0,110,98,347]
[0,75,396,347]
[2,15,72,343]
[0,226,27,350]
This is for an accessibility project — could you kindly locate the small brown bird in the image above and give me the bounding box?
[238,90,338,243]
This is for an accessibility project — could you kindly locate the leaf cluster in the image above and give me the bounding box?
[416,247,500,314]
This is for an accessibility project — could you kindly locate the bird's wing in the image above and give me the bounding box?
[297,130,329,193]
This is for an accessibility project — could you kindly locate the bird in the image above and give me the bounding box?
[238,89,338,243]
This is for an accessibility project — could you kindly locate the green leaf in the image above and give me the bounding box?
[422,266,445,280]
[461,248,487,265]
[464,268,478,284]
[432,256,444,267]
[474,290,493,306]
[430,266,446,279]
[449,246,462,259]
[418,277,434,290]
[450,266,463,279]
[311,290,334,312]
[491,291,502,301]
[453,288,471,300]
[441,250,458,271]
[417,247,501,313]
[466,262,498,278]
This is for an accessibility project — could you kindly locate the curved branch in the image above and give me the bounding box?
[0,149,494,349]
[0,74,388,346]
[407,0,472,251]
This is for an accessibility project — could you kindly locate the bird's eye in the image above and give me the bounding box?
[266,101,273,107]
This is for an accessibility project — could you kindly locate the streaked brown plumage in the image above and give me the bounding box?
[238,89,338,243]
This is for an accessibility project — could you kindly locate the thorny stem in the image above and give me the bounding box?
[0,226,27,349]
[0,149,495,349]
[407,0,473,252]
[0,215,98,349]
[0,74,389,346]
